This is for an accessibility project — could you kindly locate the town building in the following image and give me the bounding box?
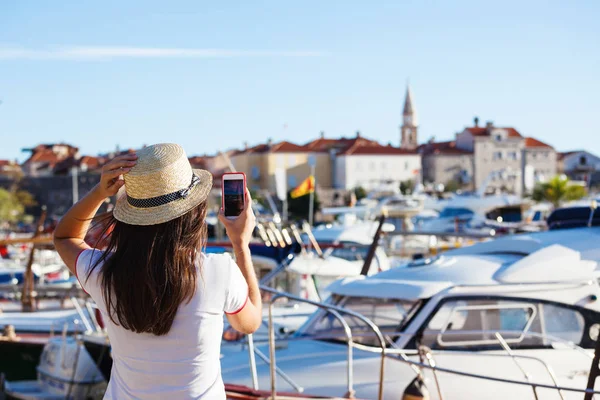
[302,133,388,190]
[0,160,23,178]
[188,152,237,190]
[229,132,421,196]
[522,137,557,189]
[11,143,108,217]
[421,118,557,194]
[559,150,600,186]
[229,139,314,193]
[332,138,421,190]
[418,141,474,189]
[21,144,81,177]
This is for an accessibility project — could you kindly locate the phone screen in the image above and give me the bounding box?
[223,179,245,217]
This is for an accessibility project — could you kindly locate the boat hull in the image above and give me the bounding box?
[82,340,112,381]
[0,338,45,381]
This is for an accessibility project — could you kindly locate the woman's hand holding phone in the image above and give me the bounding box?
[218,188,256,247]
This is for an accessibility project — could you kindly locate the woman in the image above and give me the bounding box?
[54,143,262,399]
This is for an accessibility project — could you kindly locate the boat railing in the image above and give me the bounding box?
[359,340,600,398]
[256,285,387,400]
[251,286,600,399]
[258,253,296,287]
[237,328,595,359]
[56,296,105,336]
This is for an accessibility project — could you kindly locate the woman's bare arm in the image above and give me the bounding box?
[227,244,262,334]
[219,189,262,334]
[53,154,137,274]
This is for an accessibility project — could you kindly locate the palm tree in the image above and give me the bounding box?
[532,175,586,208]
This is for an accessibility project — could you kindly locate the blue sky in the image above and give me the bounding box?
[1,0,598,161]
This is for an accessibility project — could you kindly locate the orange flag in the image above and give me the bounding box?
[290,176,315,199]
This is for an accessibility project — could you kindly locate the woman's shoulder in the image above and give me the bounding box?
[199,252,236,284]
[200,252,234,270]
[77,248,107,272]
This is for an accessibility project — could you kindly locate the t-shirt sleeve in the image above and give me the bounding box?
[75,248,105,300]
[224,254,249,315]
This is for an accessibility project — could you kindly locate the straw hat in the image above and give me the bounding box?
[113,143,213,226]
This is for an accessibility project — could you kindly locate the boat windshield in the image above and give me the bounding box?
[438,207,474,218]
[485,206,523,223]
[298,295,420,347]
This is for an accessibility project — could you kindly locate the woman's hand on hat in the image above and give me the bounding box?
[218,188,256,247]
[95,154,138,199]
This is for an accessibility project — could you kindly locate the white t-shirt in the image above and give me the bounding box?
[76,250,249,400]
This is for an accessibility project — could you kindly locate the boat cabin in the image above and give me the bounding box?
[298,226,600,351]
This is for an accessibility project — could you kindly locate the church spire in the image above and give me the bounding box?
[403,84,418,126]
[400,82,419,150]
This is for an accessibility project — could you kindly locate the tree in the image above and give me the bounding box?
[531,175,586,208]
[0,188,37,224]
[353,186,367,201]
[287,190,320,221]
[248,188,270,210]
[400,180,415,195]
[444,179,461,193]
[15,190,37,208]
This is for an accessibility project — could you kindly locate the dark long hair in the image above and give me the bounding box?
[88,201,208,336]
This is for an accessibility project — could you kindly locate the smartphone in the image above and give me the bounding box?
[222,172,246,218]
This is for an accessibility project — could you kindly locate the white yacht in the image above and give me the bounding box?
[220,226,600,399]
[417,192,522,233]
[8,223,600,399]
[221,220,395,343]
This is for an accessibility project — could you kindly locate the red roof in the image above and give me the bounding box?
[304,136,379,152]
[339,143,417,156]
[419,141,473,156]
[234,140,307,155]
[524,137,554,149]
[465,127,488,136]
[23,143,79,170]
[188,156,211,169]
[269,141,307,152]
[465,126,523,138]
[309,134,416,156]
[505,128,523,138]
[558,150,584,160]
[232,135,414,157]
[79,155,103,170]
[0,159,20,174]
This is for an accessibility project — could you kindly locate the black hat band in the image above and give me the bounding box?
[126,174,201,209]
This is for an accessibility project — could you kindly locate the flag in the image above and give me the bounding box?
[290,175,315,199]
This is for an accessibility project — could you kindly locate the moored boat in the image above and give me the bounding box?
[220,224,600,399]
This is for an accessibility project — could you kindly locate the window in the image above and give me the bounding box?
[369,161,376,170]
[355,161,361,171]
[420,298,586,350]
[493,151,503,161]
[405,161,409,170]
[301,296,420,346]
[508,151,518,161]
[287,175,297,188]
[251,166,260,180]
[438,207,475,218]
[486,206,523,223]
[580,156,587,166]
[495,134,502,142]
[381,161,387,170]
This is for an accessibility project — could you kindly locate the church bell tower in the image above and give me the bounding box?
[400,84,418,149]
